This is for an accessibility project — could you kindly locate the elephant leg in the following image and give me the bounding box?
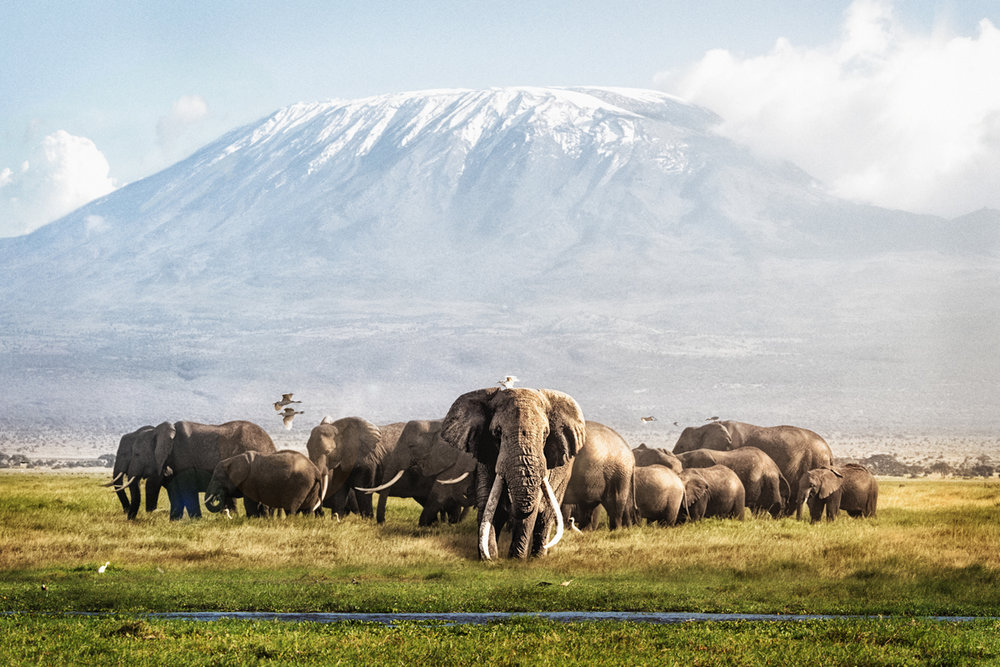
[165,482,184,521]
[418,504,438,527]
[244,499,264,517]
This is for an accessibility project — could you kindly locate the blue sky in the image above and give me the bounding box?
[2,0,999,236]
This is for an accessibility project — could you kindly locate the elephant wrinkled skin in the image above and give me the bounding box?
[441,387,586,560]
[678,465,746,522]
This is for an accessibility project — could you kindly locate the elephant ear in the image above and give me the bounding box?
[441,388,500,459]
[702,421,733,449]
[540,389,586,469]
[223,452,255,488]
[413,423,461,478]
[333,417,382,469]
[817,469,842,500]
[153,421,177,476]
[684,475,710,506]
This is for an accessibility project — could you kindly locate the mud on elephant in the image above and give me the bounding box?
[440,387,586,560]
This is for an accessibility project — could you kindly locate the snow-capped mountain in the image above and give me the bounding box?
[1,87,997,453]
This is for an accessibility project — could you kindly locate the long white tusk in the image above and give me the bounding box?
[542,476,564,551]
[437,471,470,485]
[102,472,125,487]
[319,473,329,506]
[479,474,505,561]
[122,475,134,488]
[355,469,404,494]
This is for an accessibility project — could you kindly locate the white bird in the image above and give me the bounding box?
[640,416,657,423]
[274,393,302,411]
[568,517,583,534]
[497,376,519,390]
[98,561,110,574]
[280,407,304,430]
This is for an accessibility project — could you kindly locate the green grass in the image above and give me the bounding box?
[1,615,998,666]
[1,472,999,663]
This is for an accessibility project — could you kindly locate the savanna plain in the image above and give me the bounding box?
[2,471,999,665]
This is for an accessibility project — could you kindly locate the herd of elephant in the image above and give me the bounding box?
[106,386,878,560]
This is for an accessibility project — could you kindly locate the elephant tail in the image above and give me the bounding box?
[777,473,791,513]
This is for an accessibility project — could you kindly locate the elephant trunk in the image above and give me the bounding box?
[502,449,545,521]
[144,476,161,513]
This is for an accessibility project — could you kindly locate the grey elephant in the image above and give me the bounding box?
[305,417,403,518]
[633,464,685,526]
[107,420,275,520]
[356,419,476,526]
[675,446,788,517]
[205,450,328,516]
[796,464,878,522]
[632,443,683,473]
[673,420,832,515]
[440,387,586,560]
[678,465,745,521]
[561,421,637,530]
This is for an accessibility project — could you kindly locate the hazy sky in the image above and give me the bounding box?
[2,0,999,237]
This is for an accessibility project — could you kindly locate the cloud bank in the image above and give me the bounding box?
[0,131,117,237]
[659,0,1000,218]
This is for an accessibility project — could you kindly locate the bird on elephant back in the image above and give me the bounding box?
[439,386,587,560]
[354,419,476,526]
[105,420,276,520]
[561,421,638,530]
[672,420,832,516]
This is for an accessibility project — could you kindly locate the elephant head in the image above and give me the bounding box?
[680,473,710,522]
[105,422,175,519]
[306,416,382,505]
[205,452,256,513]
[673,421,732,454]
[441,387,586,560]
[795,467,844,520]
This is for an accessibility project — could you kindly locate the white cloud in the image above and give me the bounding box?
[657,0,1000,217]
[0,130,117,237]
[157,95,209,155]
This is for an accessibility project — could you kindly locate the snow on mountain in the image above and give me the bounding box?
[0,87,997,454]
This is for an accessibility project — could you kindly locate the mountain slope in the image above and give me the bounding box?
[0,87,997,448]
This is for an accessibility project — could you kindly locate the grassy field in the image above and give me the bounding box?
[1,472,999,664]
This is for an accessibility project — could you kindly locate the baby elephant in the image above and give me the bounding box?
[796,464,878,522]
[206,450,328,517]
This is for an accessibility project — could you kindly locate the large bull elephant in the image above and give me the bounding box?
[305,417,404,518]
[356,419,476,526]
[440,387,586,560]
[107,420,276,520]
[675,446,788,517]
[673,420,832,515]
[561,421,637,530]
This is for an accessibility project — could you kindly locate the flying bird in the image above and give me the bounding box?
[280,407,305,430]
[274,393,302,411]
[98,561,110,574]
[497,376,519,390]
[640,416,657,423]
[705,416,720,422]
